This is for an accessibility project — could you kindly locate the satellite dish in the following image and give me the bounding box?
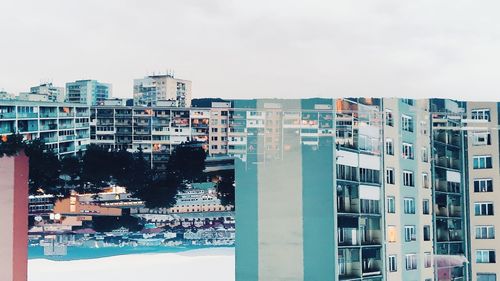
[49,213,55,220]
[34,216,43,222]
[54,214,61,220]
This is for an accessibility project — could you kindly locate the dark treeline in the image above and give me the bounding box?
[0,135,238,209]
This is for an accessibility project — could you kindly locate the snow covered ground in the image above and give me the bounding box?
[29,247,235,281]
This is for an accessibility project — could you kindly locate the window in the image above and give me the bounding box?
[385,138,394,155]
[401,115,413,132]
[476,226,495,239]
[475,202,494,216]
[422,200,430,215]
[405,254,417,270]
[404,225,416,242]
[402,143,414,159]
[473,131,491,145]
[387,196,396,213]
[404,198,416,214]
[421,147,429,162]
[386,168,395,184]
[359,168,380,184]
[424,252,432,268]
[388,255,397,272]
[477,273,497,281]
[471,109,491,121]
[422,173,429,188]
[474,156,493,169]
[474,179,493,192]
[403,171,414,187]
[423,225,431,241]
[388,226,397,242]
[386,110,394,126]
[476,250,496,263]
[402,98,414,106]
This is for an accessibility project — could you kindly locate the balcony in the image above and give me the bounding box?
[40,123,58,131]
[360,199,380,215]
[17,112,38,118]
[41,137,58,143]
[116,129,132,135]
[0,127,14,134]
[337,196,359,214]
[59,124,74,130]
[360,227,382,246]
[0,112,16,119]
[434,157,460,170]
[338,227,359,246]
[40,112,57,118]
[59,146,75,153]
[338,249,361,280]
[58,112,75,118]
[59,135,75,141]
[75,123,89,128]
[75,112,90,117]
[115,120,132,126]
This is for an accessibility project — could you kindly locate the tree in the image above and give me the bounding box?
[80,144,113,192]
[166,141,207,184]
[111,149,135,186]
[139,173,180,209]
[0,134,24,157]
[60,156,81,187]
[131,142,207,209]
[24,139,61,195]
[216,170,235,207]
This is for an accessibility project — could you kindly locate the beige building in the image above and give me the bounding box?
[466,102,499,281]
[133,74,192,107]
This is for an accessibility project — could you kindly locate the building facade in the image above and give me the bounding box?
[30,83,65,102]
[65,80,111,106]
[133,74,192,107]
[0,100,91,157]
[465,102,499,281]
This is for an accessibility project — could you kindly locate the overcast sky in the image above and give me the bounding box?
[2,0,500,100]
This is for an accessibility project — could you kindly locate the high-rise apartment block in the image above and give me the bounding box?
[133,74,192,107]
[65,80,111,106]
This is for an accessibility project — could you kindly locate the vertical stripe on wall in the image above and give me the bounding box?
[302,137,336,281]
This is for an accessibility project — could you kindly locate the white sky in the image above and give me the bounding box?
[2,0,500,101]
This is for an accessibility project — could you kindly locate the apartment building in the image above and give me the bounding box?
[65,80,111,106]
[133,74,192,107]
[235,98,338,281]
[90,104,213,170]
[466,102,499,281]
[429,99,469,281]
[382,98,435,280]
[30,82,65,102]
[0,100,91,157]
[335,98,384,281]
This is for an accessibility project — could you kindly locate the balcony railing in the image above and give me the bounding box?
[17,112,38,118]
[0,112,16,119]
[40,112,57,118]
